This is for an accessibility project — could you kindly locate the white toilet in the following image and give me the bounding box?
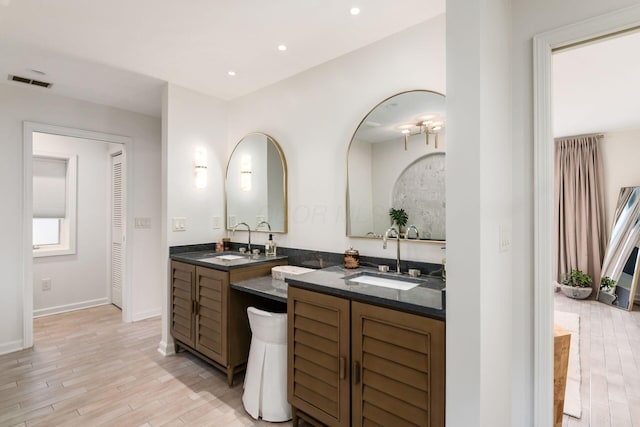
[242,307,291,422]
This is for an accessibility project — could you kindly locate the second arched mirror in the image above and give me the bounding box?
[346,90,446,241]
[226,133,287,233]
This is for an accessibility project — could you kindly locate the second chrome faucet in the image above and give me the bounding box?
[383,226,402,273]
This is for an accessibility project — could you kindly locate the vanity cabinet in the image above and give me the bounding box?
[170,259,286,386]
[288,286,445,427]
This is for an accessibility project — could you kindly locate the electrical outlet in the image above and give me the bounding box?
[172,217,186,232]
[42,278,52,291]
[256,215,266,224]
[228,215,237,228]
[212,216,222,230]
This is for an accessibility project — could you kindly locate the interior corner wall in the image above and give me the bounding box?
[32,133,110,316]
[600,129,640,231]
[0,83,162,353]
[511,0,639,424]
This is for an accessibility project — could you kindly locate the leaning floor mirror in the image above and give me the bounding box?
[597,186,640,310]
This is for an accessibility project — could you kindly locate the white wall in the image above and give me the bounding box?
[160,83,227,354]
[447,0,513,425]
[0,83,162,354]
[165,84,228,247]
[601,129,640,231]
[227,16,446,262]
[510,0,639,424]
[32,133,112,316]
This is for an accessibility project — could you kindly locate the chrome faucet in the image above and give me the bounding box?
[383,226,401,274]
[405,225,419,240]
[255,220,271,232]
[232,222,252,252]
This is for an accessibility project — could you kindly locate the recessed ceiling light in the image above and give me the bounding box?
[350,7,360,15]
[277,44,287,52]
[227,71,236,76]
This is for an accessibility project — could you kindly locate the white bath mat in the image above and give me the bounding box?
[554,310,581,418]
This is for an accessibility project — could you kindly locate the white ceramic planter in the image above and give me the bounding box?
[560,285,592,300]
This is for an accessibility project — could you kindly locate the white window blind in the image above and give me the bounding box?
[33,156,67,218]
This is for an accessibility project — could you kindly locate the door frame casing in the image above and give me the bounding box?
[532,5,640,424]
[22,121,133,348]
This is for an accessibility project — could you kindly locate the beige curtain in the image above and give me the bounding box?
[555,134,607,291]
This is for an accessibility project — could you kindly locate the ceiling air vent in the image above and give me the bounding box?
[8,74,53,89]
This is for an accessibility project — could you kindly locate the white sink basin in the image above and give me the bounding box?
[345,274,420,291]
[200,254,247,262]
[215,254,246,260]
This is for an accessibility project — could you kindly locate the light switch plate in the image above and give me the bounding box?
[135,217,152,229]
[42,278,51,291]
[499,224,512,252]
[172,217,186,232]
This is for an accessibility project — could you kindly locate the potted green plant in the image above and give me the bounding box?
[389,208,408,234]
[560,269,593,299]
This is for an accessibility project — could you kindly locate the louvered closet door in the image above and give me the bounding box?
[195,267,227,365]
[110,152,125,308]
[171,261,195,347]
[351,302,445,427]
[288,286,350,427]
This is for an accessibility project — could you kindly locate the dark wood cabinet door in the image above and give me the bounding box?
[170,261,195,347]
[195,266,228,365]
[288,286,351,427]
[351,302,445,427]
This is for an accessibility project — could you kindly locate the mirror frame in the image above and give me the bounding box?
[225,132,288,233]
[345,89,446,243]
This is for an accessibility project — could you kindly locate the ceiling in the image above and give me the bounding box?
[553,29,640,137]
[0,0,444,117]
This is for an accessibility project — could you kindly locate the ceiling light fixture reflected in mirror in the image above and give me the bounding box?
[397,115,446,150]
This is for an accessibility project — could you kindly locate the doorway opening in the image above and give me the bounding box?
[533,5,640,424]
[22,122,132,348]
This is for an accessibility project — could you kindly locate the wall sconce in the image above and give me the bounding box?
[240,154,252,192]
[194,148,207,189]
[398,115,446,150]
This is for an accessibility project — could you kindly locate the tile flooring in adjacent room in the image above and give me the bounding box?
[555,291,640,427]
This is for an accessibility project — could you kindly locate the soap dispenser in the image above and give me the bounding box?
[265,234,277,256]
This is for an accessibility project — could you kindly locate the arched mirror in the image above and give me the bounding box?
[226,133,287,232]
[597,186,640,310]
[346,90,446,241]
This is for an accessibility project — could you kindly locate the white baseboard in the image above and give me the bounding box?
[0,339,26,356]
[132,308,161,322]
[33,298,110,318]
[157,340,176,356]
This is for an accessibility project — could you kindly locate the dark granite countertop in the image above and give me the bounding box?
[170,250,288,271]
[230,276,289,303]
[286,265,446,320]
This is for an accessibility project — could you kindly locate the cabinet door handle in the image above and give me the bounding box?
[339,357,346,379]
[352,361,361,385]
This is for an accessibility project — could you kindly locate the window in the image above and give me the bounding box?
[32,152,77,257]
